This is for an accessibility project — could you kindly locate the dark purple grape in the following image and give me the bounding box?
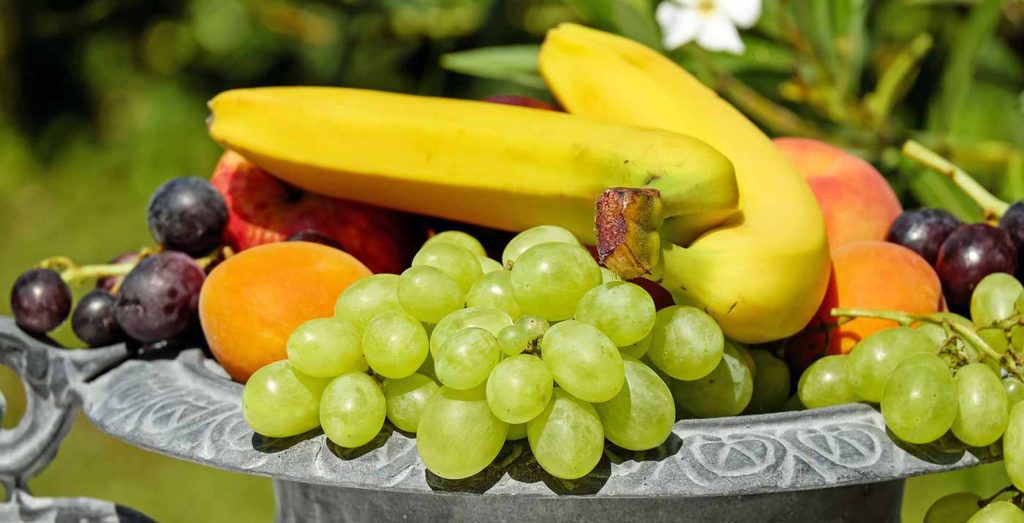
[72,289,123,347]
[287,230,342,250]
[10,269,72,334]
[96,252,140,292]
[886,208,962,265]
[1000,200,1024,259]
[147,177,228,255]
[936,224,1018,307]
[114,252,205,343]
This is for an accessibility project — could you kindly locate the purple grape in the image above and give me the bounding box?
[287,230,342,250]
[147,177,228,255]
[72,289,123,347]
[114,252,205,343]
[96,252,140,292]
[1000,200,1024,261]
[886,208,962,265]
[936,224,1018,307]
[10,269,72,334]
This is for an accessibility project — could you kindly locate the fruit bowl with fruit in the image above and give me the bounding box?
[3,24,1023,523]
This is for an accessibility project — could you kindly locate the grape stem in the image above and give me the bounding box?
[58,262,136,284]
[981,485,1020,506]
[902,140,1010,220]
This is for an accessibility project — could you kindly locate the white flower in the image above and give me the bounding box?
[656,0,762,55]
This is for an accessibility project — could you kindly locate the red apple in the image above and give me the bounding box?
[210,151,424,274]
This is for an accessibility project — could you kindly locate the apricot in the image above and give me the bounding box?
[775,138,902,249]
[199,242,371,382]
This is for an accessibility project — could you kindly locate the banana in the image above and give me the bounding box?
[208,87,737,243]
[540,24,830,343]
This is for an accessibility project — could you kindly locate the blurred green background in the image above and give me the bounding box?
[0,0,1022,521]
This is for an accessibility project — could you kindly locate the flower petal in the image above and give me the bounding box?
[696,13,745,54]
[721,0,762,29]
[657,2,704,50]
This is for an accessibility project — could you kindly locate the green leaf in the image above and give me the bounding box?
[701,35,796,75]
[905,166,983,222]
[440,45,545,89]
[560,0,659,48]
[1001,153,1024,202]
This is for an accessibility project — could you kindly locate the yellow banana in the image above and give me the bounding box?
[540,24,830,343]
[208,87,737,242]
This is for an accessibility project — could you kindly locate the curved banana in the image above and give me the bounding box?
[540,24,830,343]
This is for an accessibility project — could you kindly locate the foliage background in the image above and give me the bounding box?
[0,0,1021,520]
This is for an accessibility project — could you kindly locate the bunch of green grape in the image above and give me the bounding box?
[240,225,792,480]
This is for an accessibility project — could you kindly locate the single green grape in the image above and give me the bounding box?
[924,492,981,523]
[502,225,581,268]
[744,350,791,414]
[728,341,756,378]
[334,274,403,329]
[416,385,508,480]
[646,305,724,381]
[382,373,439,433]
[620,336,651,359]
[430,307,512,359]
[466,270,520,318]
[951,363,1008,447]
[967,501,1024,523]
[971,272,1024,328]
[541,320,624,402]
[397,266,464,324]
[596,356,675,450]
[600,267,623,284]
[362,310,429,379]
[781,394,805,411]
[435,327,501,390]
[510,242,601,321]
[979,327,1010,355]
[1006,377,1024,409]
[412,242,483,294]
[797,355,859,410]
[497,325,531,356]
[506,423,528,441]
[1004,402,1024,491]
[527,388,604,480]
[845,326,936,403]
[242,360,330,438]
[486,354,554,424]
[881,353,957,444]
[672,348,753,418]
[423,230,487,257]
[478,256,505,274]
[320,372,386,448]
[574,281,657,347]
[515,315,549,339]
[286,317,366,378]
[915,313,973,352]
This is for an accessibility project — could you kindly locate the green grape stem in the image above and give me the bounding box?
[981,485,1021,506]
[902,140,1010,220]
[39,246,229,287]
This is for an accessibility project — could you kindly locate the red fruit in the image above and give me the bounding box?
[483,95,558,111]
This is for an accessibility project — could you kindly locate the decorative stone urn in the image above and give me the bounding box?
[0,317,993,522]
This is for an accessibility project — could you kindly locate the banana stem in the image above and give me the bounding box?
[902,140,1009,220]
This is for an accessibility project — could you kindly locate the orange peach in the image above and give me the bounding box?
[199,242,372,382]
[775,138,902,249]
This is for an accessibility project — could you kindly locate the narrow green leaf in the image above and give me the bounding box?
[1001,153,1024,203]
[440,45,545,89]
[906,168,983,222]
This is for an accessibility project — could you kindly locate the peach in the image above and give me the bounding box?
[199,242,372,382]
[787,241,942,371]
[775,138,902,249]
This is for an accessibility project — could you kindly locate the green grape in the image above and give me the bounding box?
[600,267,623,284]
[320,372,386,448]
[728,341,756,378]
[744,350,791,414]
[382,373,439,433]
[486,354,554,423]
[971,273,1024,328]
[968,502,1024,523]
[478,256,504,274]
[924,492,981,523]
[574,281,657,346]
[497,325,531,356]
[527,388,604,479]
[515,315,549,339]
[466,270,520,318]
[1005,377,1024,409]
[621,336,651,359]
[417,385,508,479]
[423,230,487,257]
[540,320,624,402]
[242,360,330,438]
[881,353,957,444]
[412,242,483,294]
[595,356,675,450]
[507,423,528,441]
[430,307,512,359]
[397,266,464,324]
[362,310,429,379]
[510,242,601,321]
[797,355,859,410]
[286,317,366,378]
[952,363,1009,447]
[672,348,753,418]
[334,274,403,329]
[781,394,805,411]
[979,327,1011,355]
[915,313,973,352]
[436,327,501,390]
[646,305,724,381]
[1005,402,1024,490]
[502,225,581,268]
[845,327,936,403]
